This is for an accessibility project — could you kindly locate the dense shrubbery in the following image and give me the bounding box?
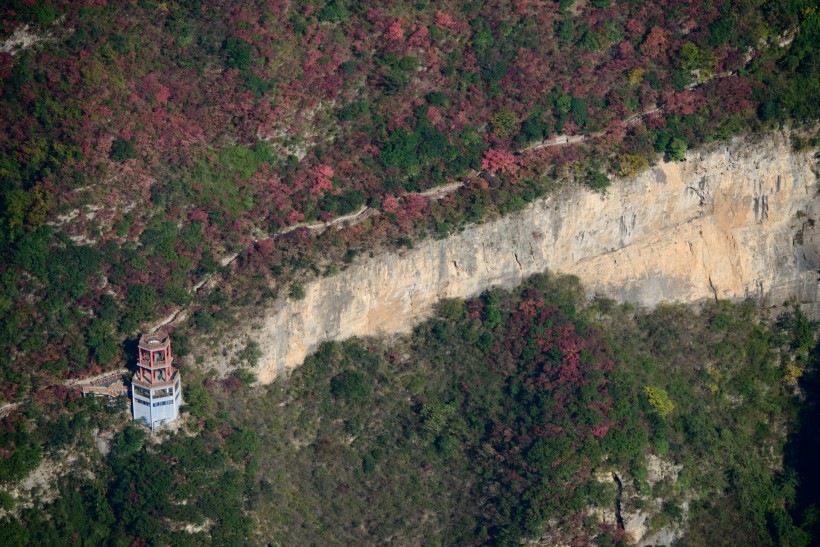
[0,419,41,484]
[0,3,818,540]
[234,275,818,545]
[0,274,816,545]
[0,409,257,546]
[0,0,818,398]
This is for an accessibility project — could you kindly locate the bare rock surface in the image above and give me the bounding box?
[206,131,819,383]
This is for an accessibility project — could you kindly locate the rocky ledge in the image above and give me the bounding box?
[207,131,819,383]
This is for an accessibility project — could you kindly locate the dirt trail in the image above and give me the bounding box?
[144,33,787,337]
[0,401,21,418]
[146,129,591,334]
[147,63,737,334]
[1,39,781,415]
[278,205,372,236]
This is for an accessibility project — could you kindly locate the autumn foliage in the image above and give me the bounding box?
[0,0,816,395]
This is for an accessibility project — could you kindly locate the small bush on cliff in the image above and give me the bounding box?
[236,340,263,368]
[289,284,306,300]
[586,169,611,192]
[231,367,257,386]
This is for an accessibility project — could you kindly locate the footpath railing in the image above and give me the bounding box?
[80,384,128,397]
[76,369,130,398]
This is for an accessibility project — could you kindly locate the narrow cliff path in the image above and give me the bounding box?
[0,36,797,415]
[146,55,769,335]
[251,132,817,382]
[146,34,793,353]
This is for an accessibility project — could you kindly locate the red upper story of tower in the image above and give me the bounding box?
[134,330,176,386]
[138,331,172,368]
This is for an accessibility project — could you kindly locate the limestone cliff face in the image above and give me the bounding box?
[221,132,819,383]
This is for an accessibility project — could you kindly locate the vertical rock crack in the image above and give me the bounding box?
[613,473,625,530]
[707,275,719,302]
[513,252,523,270]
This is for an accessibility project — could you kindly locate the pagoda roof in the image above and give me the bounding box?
[138,330,170,351]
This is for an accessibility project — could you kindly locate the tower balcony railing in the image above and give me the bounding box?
[137,355,174,369]
[132,368,179,389]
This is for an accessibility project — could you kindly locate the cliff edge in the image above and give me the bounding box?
[211,131,819,383]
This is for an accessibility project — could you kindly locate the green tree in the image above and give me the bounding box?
[644,386,675,417]
[679,42,701,71]
[490,110,519,138]
[223,37,252,70]
[318,1,350,22]
[555,93,572,113]
[125,284,157,322]
[668,138,687,161]
[183,381,212,418]
[570,97,588,126]
[330,370,372,404]
[86,319,119,364]
[109,138,136,162]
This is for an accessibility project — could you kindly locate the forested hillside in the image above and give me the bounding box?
[1,273,817,545]
[1,2,819,544]
[0,0,818,397]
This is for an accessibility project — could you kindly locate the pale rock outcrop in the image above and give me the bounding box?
[209,131,819,383]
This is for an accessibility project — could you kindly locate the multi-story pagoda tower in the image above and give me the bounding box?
[131,330,182,430]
